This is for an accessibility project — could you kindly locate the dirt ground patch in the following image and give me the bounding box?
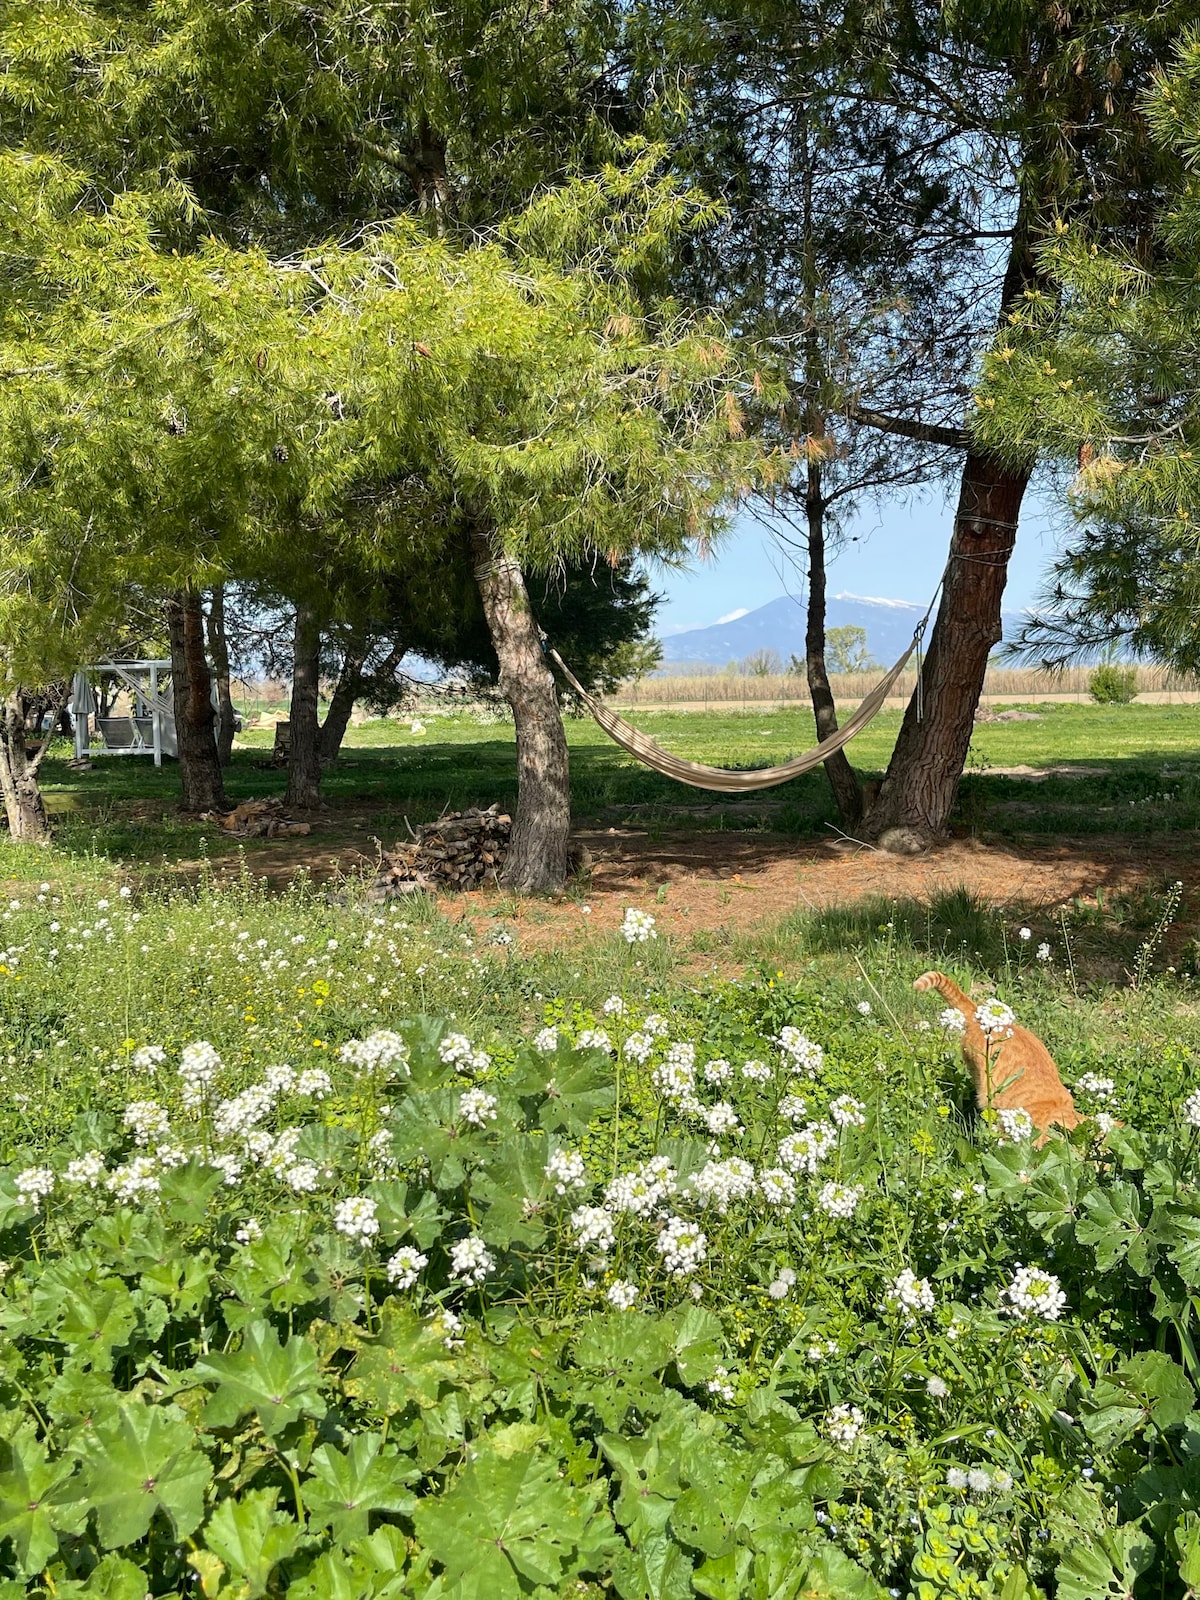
[175,821,1200,947]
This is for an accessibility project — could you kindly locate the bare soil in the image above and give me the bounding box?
[175,820,1200,949]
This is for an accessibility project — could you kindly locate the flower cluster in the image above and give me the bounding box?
[437,1033,489,1075]
[884,1268,935,1317]
[179,1040,221,1110]
[607,1157,677,1217]
[620,907,657,943]
[333,1195,379,1243]
[1002,1264,1067,1321]
[816,1181,863,1220]
[975,999,1015,1037]
[829,1094,866,1129]
[995,1108,1034,1145]
[778,1121,837,1174]
[825,1403,864,1449]
[545,1148,587,1194]
[655,1215,708,1276]
[777,1027,823,1076]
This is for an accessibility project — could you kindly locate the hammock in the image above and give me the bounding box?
[548,632,921,793]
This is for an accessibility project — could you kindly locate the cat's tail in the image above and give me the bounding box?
[913,970,973,1014]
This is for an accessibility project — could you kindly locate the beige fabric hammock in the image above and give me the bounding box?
[548,636,920,793]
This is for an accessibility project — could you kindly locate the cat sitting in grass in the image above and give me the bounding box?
[914,970,1080,1139]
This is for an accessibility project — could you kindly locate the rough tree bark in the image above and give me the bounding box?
[166,590,227,813]
[318,638,406,765]
[803,459,862,828]
[206,584,237,767]
[0,687,61,842]
[861,228,1039,850]
[285,601,324,809]
[470,527,571,894]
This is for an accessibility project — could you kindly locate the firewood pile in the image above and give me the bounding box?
[367,805,511,898]
[209,798,312,839]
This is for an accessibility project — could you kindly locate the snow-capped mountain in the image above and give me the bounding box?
[658,593,1025,669]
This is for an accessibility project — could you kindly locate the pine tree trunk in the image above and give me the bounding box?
[862,220,1040,850]
[862,453,1030,848]
[804,462,862,827]
[0,692,51,843]
[318,638,369,766]
[166,590,227,813]
[471,529,571,893]
[285,601,323,809]
[206,584,236,767]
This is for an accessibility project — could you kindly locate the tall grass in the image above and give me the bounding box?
[616,662,1200,706]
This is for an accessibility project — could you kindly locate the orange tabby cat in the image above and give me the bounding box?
[914,970,1080,1137]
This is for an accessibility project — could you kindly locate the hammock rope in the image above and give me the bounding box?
[548,617,930,794]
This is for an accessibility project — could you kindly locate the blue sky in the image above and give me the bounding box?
[649,485,1066,636]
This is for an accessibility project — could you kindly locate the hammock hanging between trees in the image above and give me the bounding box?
[547,623,925,794]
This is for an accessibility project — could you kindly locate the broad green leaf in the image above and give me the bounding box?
[286,1527,411,1600]
[304,1433,418,1542]
[0,1425,84,1574]
[202,1487,302,1598]
[1173,1510,1200,1593]
[610,1531,694,1600]
[1055,1520,1155,1599]
[1077,1184,1153,1274]
[74,1401,211,1548]
[189,1319,326,1436]
[159,1161,224,1228]
[664,1303,724,1385]
[414,1447,617,1597]
[536,1053,614,1134]
[55,1554,148,1600]
[1084,1351,1195,1448]
[344,1303,465,1413]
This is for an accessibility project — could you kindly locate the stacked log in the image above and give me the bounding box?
[210,798,312,839]
[368,805,511,898]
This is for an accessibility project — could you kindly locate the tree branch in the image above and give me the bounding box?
[845,404,967,449]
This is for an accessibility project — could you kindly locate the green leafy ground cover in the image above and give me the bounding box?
[2,855,1200,1598]
[27,700,1200,868]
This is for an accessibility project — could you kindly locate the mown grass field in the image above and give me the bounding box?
[28,698,1200,870]
[1,705,1200,1597]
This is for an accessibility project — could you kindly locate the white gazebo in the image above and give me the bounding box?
[72,660,177,767]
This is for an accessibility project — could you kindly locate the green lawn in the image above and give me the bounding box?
[29,699,1200,867]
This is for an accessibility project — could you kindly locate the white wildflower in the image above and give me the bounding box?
[213,1086,274,1141]
[576,1028,612,1054]
[758,1167,797,1210]
[262,1064,297,1096]
[742,1058,772,1083]
[1002,1264,1067,1321]
[1036,942,1052,962]
[235,1219,263,1245]
[939,1008,967,1035]
[155,1143,188,1170]
[856,1001,872,1016]
[778,1093,808,1123]
[608,1156,677,1216]
[975,998,1015,1037]
[431,1308,463,1349]
[601,995,627,1016]
[996,1108,1034,1145]
[621,907,657,944]
[884,1268,935,1317]
[652,1051,696,1101]
[131,1044,166,1072]
[703,1058,733,1084]
[655,1215,708,1276]
[63,1152,106,1189]
[106,1157,160,1202]
[458,1088,498,1127]
[571,1205,616,1255]
[825,1404,864,1449]
[606,1279,639,1311]
[342,1029,411,1078]
[829,1094,867,1129]
[707,1366,735,1402]
[1093,1112,1117,1137]
[767,1266,796,1300]
[703,1102,741,1137]
[386,1245,428,1288]
[1183,1089,1200,1130]
[777,1027,824,1076]
[816,1181,863,1220]
[333,1195,379,1243]
[946,1468,969,1490]
[449,1235,494,1284]
[643,1014,670,1038]
[967,1468,992,1494]
[926,1375,949,1399]
[295,1067,332,1099]
[1018,927,1032,942]
[1075,1073,1115,1100]
[533,1025,559,1054]
[123,1100,171,1147]
[285,1161,320,1193]
[208,1152,244,1186]
[14,1166,55,1208]
[688,1157,756,1215]
[777,1121,837,1174]
[623,1032,652,1064]
[179,1040,221,1109]
[544,1148,587,1195]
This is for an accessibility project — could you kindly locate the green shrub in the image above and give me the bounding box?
[1089,662,1138,703]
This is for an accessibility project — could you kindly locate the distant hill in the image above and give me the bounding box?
[658,593,1027,671]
